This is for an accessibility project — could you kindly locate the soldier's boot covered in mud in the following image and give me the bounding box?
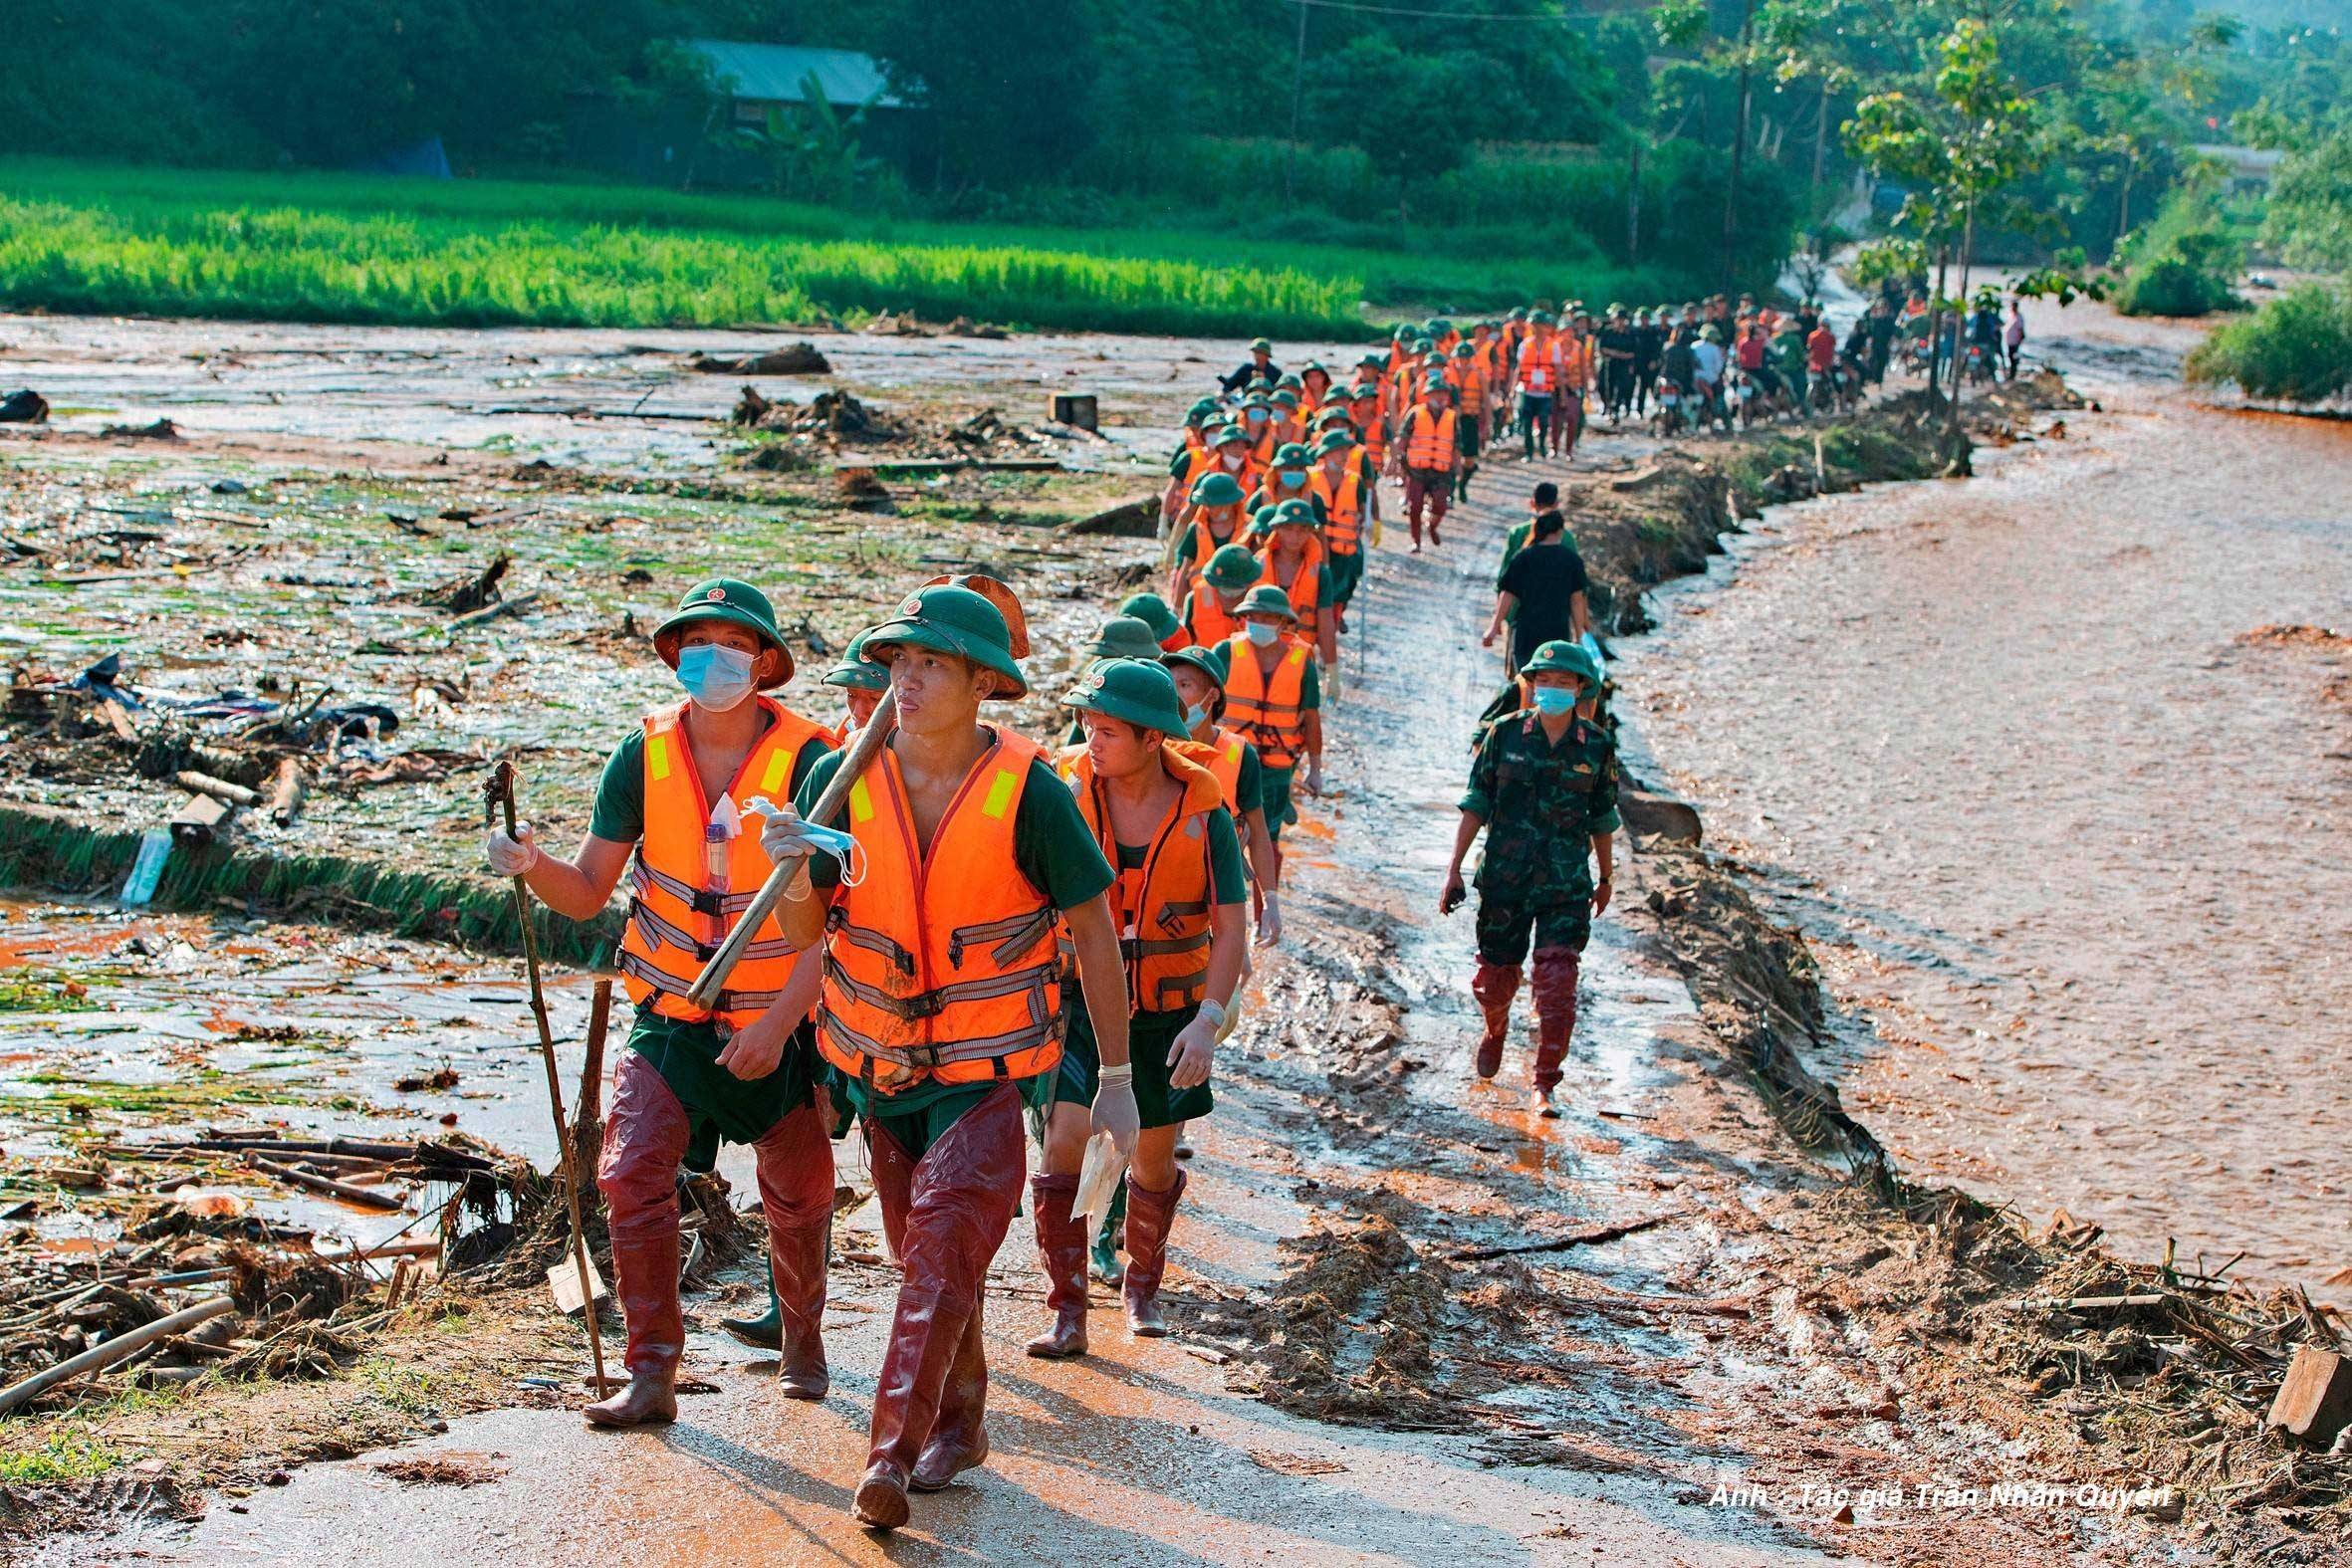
[910,1291,991,1491]
[755,1100,834,1400]
[1121,1169,1188,1337]
[853,1087,1025,1530]
[1529,945,1581,1118]
[1024,1173,1090,1359]
[1471,961,1523,1079]
[587,1055,686,1428]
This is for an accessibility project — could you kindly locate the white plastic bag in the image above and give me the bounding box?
[1069,1130,1129,1246]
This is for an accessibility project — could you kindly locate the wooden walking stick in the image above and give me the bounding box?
[485,760,610,1395]
[687,574,1031,1010]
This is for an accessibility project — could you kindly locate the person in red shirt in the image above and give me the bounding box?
[1806,320,1837,375]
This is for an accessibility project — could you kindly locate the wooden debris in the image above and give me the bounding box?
[450,591,543,630]
[1447,1210,1680,1264]
[266,758,306,826]
[241,1152,406,1211]
[0,1296,236,1415]
[2266,1345,2351,1448]
[171,771,260,808]
[168,790,235,846]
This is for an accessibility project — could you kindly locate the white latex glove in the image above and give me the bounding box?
[1167,1014,1217,1090]
[1304,761,1325,797]
[1091,1065,1141,1158]
[486,822,540,878]
[1255,889,1283,949]
[745,795,821,865]
[1327,664,1344,703]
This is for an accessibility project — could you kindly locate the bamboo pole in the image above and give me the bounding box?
[487,761,609,1395]
[0,1297,236,1416]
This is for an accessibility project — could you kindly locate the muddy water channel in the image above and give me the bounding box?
[1619,303,2351,1290]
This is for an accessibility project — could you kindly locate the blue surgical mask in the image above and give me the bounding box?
[1183,702,1211,732]
[676,643,756,713]
[1246,621,1282,647]
[1530,687,1579,717]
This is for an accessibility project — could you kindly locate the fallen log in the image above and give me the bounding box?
[266,758,306,826]
[242,1153,406,1211]
[171,772,261,808]
[0,1296,236,1416]
[450,591,543,630]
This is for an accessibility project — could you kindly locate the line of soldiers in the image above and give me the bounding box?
[483,332,1616,1532]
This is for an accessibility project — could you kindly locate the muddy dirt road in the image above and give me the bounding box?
[1616,301,2352,1292]
[33,441,2196,1566]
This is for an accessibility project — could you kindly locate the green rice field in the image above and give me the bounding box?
[0,160,1679,337]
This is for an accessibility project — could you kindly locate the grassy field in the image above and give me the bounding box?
[0,159,1687,337]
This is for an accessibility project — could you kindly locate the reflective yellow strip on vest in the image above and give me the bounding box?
[646,734,672,782]
[759,747,791,797]
[980,769,1019,819]
[848,778,874,824]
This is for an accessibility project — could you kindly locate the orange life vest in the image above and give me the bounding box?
[1181,509,1245,579]
[1517,335,1556,394]
[1559,336,1591,392]
[1221,635,1313,770]
[1178,444,1249,496]
[1180,728,1251,815]
[1402,406,1458,470]
[816,728,1063,1094]
[1055,745,1224,1013]
[1184,584,1245,648]
[1255,533,1326,621]
[617,698,827,1029]
[1307,464,1363,556]
[1449,358,1486,411]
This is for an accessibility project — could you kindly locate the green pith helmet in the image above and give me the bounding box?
[1271,498,1318,531]
[1422,373,1452,394]
[1236,583,1298,622]
[1510,307,1529,321]
[1088,614,1165,662]
[1272,388,1299,408]
[1250,504,1280,535]
[1272,441,1310,468]
[654,577,793,688]
[1314,430,1354,456]
[1250,336,1273,352]
[1117,591,1180,646]
[1316,406,1355,429]
[1242,391,1273,410]
[1426,318,1454,336]
[1203,543,1262,592]
[1531,311,1555,326]
[1185,397,1220,423]
[1210,423,1248,449]
[822,628,889,692]
[1451,341,1476,357]
[1162,641,1230,688]
[863,583,1027,698]
[1062,657,1190,738]
[1520,639,1603,690]
[1277,371,1304,389]
[1299,359,1327,376]
[1357,351,1386,368]
[1191,471,1246,508]
[1391,324,1414,341]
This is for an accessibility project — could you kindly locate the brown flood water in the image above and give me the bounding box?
[1619,302,2352,1291]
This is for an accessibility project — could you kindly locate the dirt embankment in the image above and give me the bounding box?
[1560,383,2347,1550]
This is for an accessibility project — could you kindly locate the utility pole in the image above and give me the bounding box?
[1721,0,1757,289]
[1287,0,1310,208]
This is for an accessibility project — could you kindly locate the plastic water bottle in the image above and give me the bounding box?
[120,827,172,907]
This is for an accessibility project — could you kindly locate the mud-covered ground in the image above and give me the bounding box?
[0,314,2339,1563]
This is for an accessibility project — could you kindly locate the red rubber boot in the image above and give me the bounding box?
[853,1087,1026,1530]
[910,1292,991,1491]
[1024,1173,1088,1359]
[585,1055,687,1428]
[754,1100,834,1400]
[1121,1169,1188,1337]
[1471,962,1522,1079]
[1530,945,1581,1117]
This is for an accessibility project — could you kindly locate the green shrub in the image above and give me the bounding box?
[2187,283,2352,405]
[2113,252,2237,317]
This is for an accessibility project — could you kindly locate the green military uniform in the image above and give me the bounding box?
[1461,707,1620,963]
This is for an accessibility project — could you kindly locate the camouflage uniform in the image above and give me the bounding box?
[1459,710,1620,1088]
